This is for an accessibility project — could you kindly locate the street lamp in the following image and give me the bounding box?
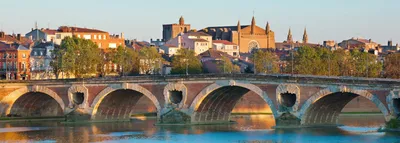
[183,58,188,76]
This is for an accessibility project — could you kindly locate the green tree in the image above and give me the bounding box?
[111,46,139,76]
[139,47,162,74]
[171,48,202,74]
[350,50,382,78]
[384,53,400,78]
[217,56,234,73]
[55,36,102,78]
[252,50,279,74]
[50,46,63,79]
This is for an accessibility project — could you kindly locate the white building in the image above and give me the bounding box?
[164,32,212,56]
[30,41,57,79]
[212,40,240,57]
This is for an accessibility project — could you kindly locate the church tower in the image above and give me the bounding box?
[287,28,293,43]
[303,28,308,43]
[251,16,256,35]
[179,16,184,25]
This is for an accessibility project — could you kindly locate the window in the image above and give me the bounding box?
[40,51,43,56]
[22,53,26,58]
[8,53,11,59]
[99,35,102,40]
[21,62,26,71]
[14,54,16,59]
[103,35,106,40]
[83,35,91,39]
[94,35,97,40]
[34,51,37,56]
[56,34,61,39]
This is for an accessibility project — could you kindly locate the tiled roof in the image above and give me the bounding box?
[213,40,237,45]
[186,31,211,37]
[0,34,33,47]
[275,42,320,49]
[0,42,29,51]
[198,49,234,59]
[58,26,107,33]
[42,29,57,35]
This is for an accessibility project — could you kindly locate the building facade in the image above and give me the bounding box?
[30,42,57,80]
[165,32,212,55]
[212,40,239,57]
[338,38,379,51]
[201,17,276,53]
[162,16,191,42]
[0,42,31,80]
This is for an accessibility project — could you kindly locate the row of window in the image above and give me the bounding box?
[0,53,27,59]
[1,62,27,70]
[77,34,107,40]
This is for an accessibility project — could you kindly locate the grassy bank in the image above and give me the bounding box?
[0,116,65,122]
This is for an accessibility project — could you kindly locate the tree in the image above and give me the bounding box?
[252,50,279,74]
[139,47,162,74]
[384,53,400,78]
[350,50,382,78]
[171,48,202,74]
[50,46,63,79]
[111,46,139,76]
[218,56,234,73]
[53,36,102,78]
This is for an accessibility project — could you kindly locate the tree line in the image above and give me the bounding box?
[251,46,400,79]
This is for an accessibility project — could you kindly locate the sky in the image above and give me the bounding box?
[1,0,399,45]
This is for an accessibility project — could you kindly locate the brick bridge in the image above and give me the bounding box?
[0,74,399,127]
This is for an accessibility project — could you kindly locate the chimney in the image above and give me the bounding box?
[388,40,393,46]
[0,32,4,38]
[120,33,124,39]
[369,39,372,43]
[17,34,21,41]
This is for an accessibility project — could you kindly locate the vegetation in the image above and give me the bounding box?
[251,50,279,74]
[285,46,382,78]
[171,48,202,74]
[138,47,162,74]
[51,36,102,78]
[386,119,400,129]
[384,53,400,78]
[110,46,139,76]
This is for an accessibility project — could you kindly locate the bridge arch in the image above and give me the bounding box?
[0,86,65,117]
[189,80,278,124]
[68,84,89,109]
[91,83,161,120]
[298,86,390,126]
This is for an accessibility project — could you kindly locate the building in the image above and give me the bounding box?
[26,26,125,49]
[30,41,58,80]
[201,17,276,53]
[275,28,320,50]
[198,49,237,73]
[380,40,399,53]
[160,44,180,57]
[338,38,379,51]
[25,28,57,42]
[0,42,31,80]
[162,16,191,42]
[164,32,212,55]
[150,39,165,47]
[212,40,239,57]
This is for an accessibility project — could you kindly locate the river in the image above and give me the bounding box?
[0,114,399,143]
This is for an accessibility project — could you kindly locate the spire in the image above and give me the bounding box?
[287,28,293,43]
[179,16,184,25]
[303,27,308,43]
[265,22,270,34]
[251,16,256,35]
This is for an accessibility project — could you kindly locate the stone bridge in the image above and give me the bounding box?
[0,74,399,127]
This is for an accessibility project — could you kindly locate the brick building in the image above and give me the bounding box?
[162,16,191,42]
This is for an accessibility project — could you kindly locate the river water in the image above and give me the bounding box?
[0,114,399,143]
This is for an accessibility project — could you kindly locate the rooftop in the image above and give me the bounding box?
[213,40,237,45]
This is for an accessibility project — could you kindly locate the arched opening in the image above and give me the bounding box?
[72,92,84,105]
[92,89,157,121]
[169,90,183,104]
[393,98,400,116]
[280,92,296,108]
[9,92,63,117]
[301,92,386,127]
[192,85,275,127]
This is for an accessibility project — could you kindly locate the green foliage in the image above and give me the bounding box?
[139,47,162,74]
[217,56,234,73]
[51,36,102,78]
[171,48,202,74]
[251,50,279,74]
[110,46,139,76]
[384,53,400,78]
[286,46,382,78]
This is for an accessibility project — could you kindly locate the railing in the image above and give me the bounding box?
[0,73,399,88]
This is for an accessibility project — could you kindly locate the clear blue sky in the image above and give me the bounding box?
[1,0,399,44]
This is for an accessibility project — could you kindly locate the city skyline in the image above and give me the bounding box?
[1,0,399,44]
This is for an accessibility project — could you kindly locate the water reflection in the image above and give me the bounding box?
[0,115,398,143]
